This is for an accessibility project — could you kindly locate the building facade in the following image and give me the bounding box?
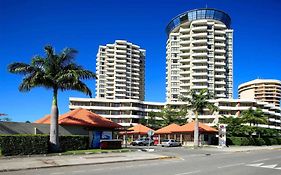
[238,79,281,107]
[69,97,281,129]
[96,40,145,100]
[69,97,164,127]
[167,99,281,130]
[165,8,233,102]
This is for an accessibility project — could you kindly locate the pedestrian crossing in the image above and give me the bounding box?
[246,163,281,170]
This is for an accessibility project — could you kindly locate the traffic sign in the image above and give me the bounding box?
[147,130,154,136]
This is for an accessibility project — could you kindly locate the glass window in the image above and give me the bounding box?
[206,10,214,19]
[188,11,196,21]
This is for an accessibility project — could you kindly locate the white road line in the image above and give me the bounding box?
[174,170,201,175]
[72,170,86,173]
[247,163,264,167]
[218,163,245,169]
[51,172,64,175]
[260,164,277,169]
[251,158,270,163]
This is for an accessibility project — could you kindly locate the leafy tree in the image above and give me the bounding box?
[240,108,268,126]
[181,89,217,147]
[159,106,186,127]
[140,111,162,130]
[219,116,244,136]
[8,45,96,152]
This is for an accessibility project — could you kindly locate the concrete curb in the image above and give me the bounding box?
[0,156,175,172]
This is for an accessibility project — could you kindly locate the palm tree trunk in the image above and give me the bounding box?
[194,111,199,148]
[49,88,59,152]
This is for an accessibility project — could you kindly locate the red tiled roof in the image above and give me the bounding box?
[35,108,121,129]
[155,123,181,134]
[174,121,217,133]
[120,124,154,135]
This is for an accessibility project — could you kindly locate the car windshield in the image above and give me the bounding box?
[162,139,170,142]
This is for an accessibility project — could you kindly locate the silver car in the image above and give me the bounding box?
[161,139,181,147]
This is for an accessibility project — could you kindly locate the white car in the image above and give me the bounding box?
[161,139,181,147]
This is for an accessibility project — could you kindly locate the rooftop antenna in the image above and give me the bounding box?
[206,3,208,8]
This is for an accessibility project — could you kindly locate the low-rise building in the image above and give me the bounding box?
[69,97,165,127]
[69,97,281,130]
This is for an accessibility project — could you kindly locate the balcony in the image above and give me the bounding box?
[192,39,207,44]
[215,42,225,47]
[192,72,208,76]
[192,46,208,51]
[215,36,226,41]
[192,33,207,38]
[115,49,127,54]
[192,58,208,63]
[192,52,208,57]
[192,26,207,32]
[179,46,190,51]
[179,52,190,57]
[191,65,208,70]
[180,28,190,33]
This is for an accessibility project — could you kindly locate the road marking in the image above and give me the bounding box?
[174,170,201,175]
[251,158,270,163]
[51,172,64,175]
[72,170,86,173]
[247,163,264,167]
[218,163,245,169]
[260,164,277,169]
[275,167,281,170]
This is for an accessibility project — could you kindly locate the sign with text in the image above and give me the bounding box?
[218,124,226,147]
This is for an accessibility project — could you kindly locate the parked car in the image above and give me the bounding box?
[131,138,154,146]
[161,139,181,147]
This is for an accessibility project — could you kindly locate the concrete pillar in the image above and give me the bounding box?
[89,131,93,148]
[180,134,183,143]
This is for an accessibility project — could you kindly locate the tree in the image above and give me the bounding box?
[159,106,186,127]
[239,108,268,137]
[8,45,96,152]
[140,111,162,130]
[181,89,217,147]
[240,108,268,126]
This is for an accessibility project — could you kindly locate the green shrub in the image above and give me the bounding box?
[0,135,89,156]
[263,138,272,145]
[276,138,281,145]
[254,138,265,146]
[269,138,278,145]
[59,135,89,151]
[0,135,49,156]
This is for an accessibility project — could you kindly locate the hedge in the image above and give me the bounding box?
[227,137,281,146]
[59,135,89,151]
[0,135,49,156]
[0,135,89,156]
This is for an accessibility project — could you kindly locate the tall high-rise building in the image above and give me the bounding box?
[96,40,145,100]
[238,79,281,107]
[165,8,233,102]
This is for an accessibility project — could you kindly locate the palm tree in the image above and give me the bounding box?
[8,45,96,152]
[240,108,267,126]
[181,89,217,147]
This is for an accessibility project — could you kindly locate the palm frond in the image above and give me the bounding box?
[61,80,92,97]
[8,62,36,75]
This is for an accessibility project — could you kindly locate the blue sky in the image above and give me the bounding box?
[0,0,281,122]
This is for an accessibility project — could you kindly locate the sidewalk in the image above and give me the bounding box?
[0,151,171,172]
[202,145,281,152]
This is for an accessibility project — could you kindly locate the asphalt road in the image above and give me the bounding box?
[2,147,281,175]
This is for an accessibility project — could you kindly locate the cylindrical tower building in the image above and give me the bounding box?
[165,8,233,102]
[239,79,281,107]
